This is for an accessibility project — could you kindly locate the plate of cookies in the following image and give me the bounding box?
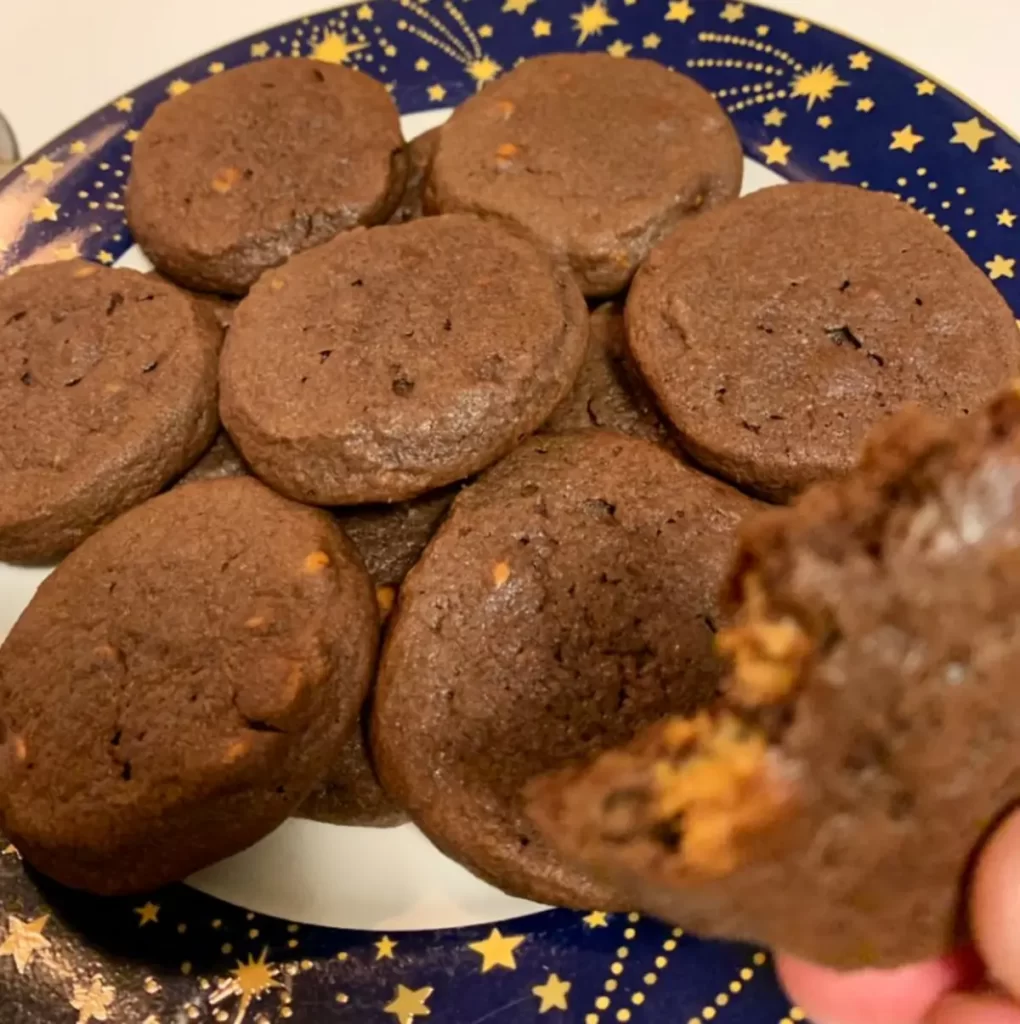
[1,1,1019,1022]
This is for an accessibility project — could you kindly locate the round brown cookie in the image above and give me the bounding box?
[544,301,671,446]
[373,431,759,907]
[529,387,1020,967]
[427,54,742,297]
[128,58,407,295]
[179,431,249,485]
[0,261,219,564]
[626,182,1020,502]
[0,477,378,893]
[388,128,441,225]
[300,719,406,828]
[220,214,588,505]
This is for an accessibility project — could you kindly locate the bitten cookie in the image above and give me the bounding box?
[0,477,378,893]
[374,432,758,907]
[220,215,588,504]
[128,58,407,295]
[389,128,440,225]
[544,301,671,446]
[0,261,219,563]
[530,388,1020,967]
[428,54,742,296]
[626,182,1019,501]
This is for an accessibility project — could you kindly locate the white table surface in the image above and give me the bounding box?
[0,0,1017,156]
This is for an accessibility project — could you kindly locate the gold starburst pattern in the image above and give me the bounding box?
[397,0,497,90]
[209,948,283,1024]
[572,1,618,43]
[467,55,502,83]
[790,63,848,110]
[313,32,369,63]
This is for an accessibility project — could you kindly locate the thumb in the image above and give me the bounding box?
[971,807,1020,1000]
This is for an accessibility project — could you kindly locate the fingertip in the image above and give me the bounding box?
[972,808,1020,1000]
[926,993,1020,1024]
[776,951,976,1024]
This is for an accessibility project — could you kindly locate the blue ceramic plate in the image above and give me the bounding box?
[1,2,1019,1022]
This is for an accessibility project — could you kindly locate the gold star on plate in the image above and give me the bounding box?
[572,1,618,43]
[763,107,786,127]
[533,18,552,36]
[385,985,433,1024]
[583,910,609,928]
[793,18,810,33]
[998,209,1017,228]
[816,115,832,128]
[70,976,115,1024]
[756,24,769,36]
[428,83,447,102]
[848,50,872,71]
[916,79,937,96]
[642,32,661,48]
[987,254,1016,280]
[134,903,160,927]
[208,61,226,73]
[856,96,875,112]
[468,928,525,972]
[759,137,792,166]
[468,56,502,83]
[820,149,850,171]
[990,156,1012,173]
[606,39,632,57]
[97,250,115,264]
[503,0,536,12]
[415,57,430,70]
[313,33,369,64]
[124,129,140,143]
[166,79,190,97]
[890,124,924,153]
[23,156,64,184]
[479,24,494,37]
[69,140,88,155]
[665,0,694,23]
[31,198,60,222]
[357,4,374,19]
[790,63,847,110]
[952,116,995,153]
[113,97,134,112]
[533,973,571,1012]
[720,2,744,23]
[0,915,50,974]
[375,936,398,960]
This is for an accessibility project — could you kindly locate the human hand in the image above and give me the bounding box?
[776,809,1020,1023]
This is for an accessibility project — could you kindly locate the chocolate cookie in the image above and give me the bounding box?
[530,388,1020,967]
[179,431,248,485]
[373,432,758,907]
[428,54,742,296]
[388,128,440,225]
[544,302,671,446]
[626,182,1020,501]
[128,58,407,295]
[0,477,378,893]
[220,215,588,504]
[0,261,219,564]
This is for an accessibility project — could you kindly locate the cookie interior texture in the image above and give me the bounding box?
[429,53,742,297]
[0,478,378,893]
[373,431,758,907]
[626,182,1020,501]
[530,388,1020,968]
[219,214,588,504]
[127,58,407,295]
[0,262,219,563]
